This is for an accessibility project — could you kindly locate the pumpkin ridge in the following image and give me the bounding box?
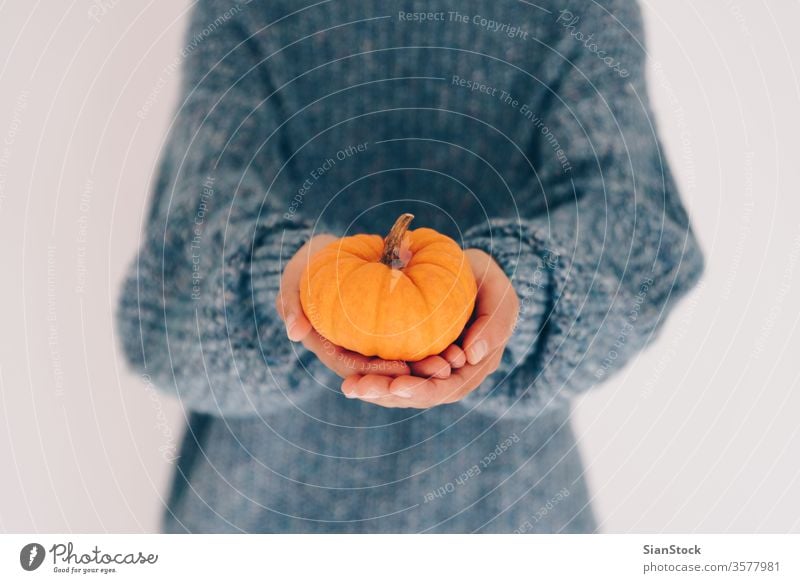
[410,238,462,254]
[407,261,469,295]
[402,270,437,359]
[407,263,476,351]
[329,247,372,263]
[370,266,394,355]
[407,227,447,250]
[404,259,463,279]
[337,234,383,262]
[408,241,464,265]
[341,262,398,353]
[304,257,366,335]
[308,255,365,289]
[404,267,464,356]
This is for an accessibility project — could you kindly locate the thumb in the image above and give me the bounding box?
[275,234,337,342]
[276,263,312,342]
[461,250,519,364]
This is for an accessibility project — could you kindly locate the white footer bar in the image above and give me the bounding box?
[2,534,797,582]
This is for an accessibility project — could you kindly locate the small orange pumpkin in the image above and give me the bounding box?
[300,213,477,361]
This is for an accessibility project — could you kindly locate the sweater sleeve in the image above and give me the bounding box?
[116,0,314,416]
[461,0,705,418]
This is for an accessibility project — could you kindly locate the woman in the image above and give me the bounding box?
[117,0,703,532]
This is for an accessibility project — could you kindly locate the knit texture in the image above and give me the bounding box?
[117,0,704,532]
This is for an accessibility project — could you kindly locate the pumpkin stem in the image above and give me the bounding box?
[380,213,414,268]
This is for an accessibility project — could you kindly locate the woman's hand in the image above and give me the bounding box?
[275,234,411,379]
[341,248,520,408]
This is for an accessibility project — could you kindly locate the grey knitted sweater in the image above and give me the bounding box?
[117,0,704,532]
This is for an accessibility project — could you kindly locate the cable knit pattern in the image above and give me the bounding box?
[116,0,703,532]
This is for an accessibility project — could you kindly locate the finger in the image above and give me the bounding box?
[276,285,311,342]
[353,393,414,409]
[430,368,480,405]
[342,375,413,408]
[341,374,362,397]
[390,349,503,408]
[303,331,410,378]
[387,375,437,407]
[462,270,519,365]
[362,357,412,377]
[433,349,503,404]
[409,355,451,379]
[442,344,467,369]
[360,349,501,409]
[387,373,466,408]
[353,374,393,399]
[275,253,312,342]
[343,374,399,406]
[389,375,438,409]
[302,331,371,378]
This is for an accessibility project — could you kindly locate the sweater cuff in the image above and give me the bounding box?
[235,216,313,367]
[463,219,552,365]
[459,219,554,414]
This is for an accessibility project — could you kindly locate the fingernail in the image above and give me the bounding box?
[467,340,488,364]
[285,313,298,341]
[344,391,359,399]
[392,389,414,398]
[361,390,382,399]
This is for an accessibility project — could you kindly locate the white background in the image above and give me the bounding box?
[1,0,798,533]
